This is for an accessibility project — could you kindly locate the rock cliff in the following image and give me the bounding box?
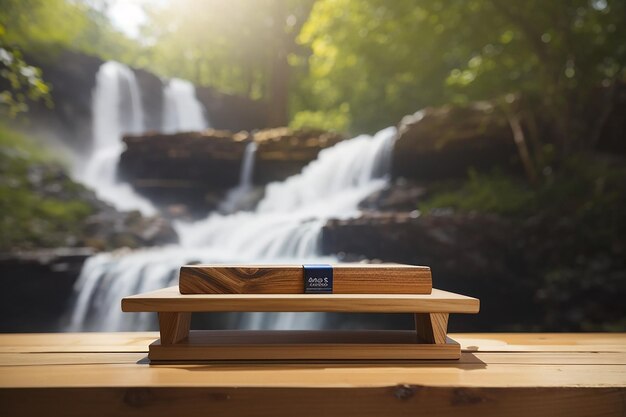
[119,127,344,214]
[392,101,519,180]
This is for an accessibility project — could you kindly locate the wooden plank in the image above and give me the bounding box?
[455,333,626,347]
[456,334,626,353]
[0,333,156,353]
[1,363,626,388]
[2,351,626,367]
[1,333,625,354]
[148,331,461,361]
[2,387,624,417]
[0,353,147,366]
[0,342,626,388]
[121,287,480,313]
[179,264,432,294]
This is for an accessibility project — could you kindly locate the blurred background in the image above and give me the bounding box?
[1,0,624,333]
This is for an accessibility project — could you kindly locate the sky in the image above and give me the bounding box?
[103,0,161,39]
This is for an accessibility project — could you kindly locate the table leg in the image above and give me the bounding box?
[158,312,192,345]
[414,313,449,344]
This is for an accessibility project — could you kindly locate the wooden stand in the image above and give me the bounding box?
[121,286,479,361]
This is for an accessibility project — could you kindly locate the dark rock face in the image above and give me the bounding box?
[321,212,539,331]
[83,205,179,251]
[254,128,345,183]
[0,248,93,332]
[392,102,519,180]
[358,179,429,212]
[22,50,102,155]
[119,129,248,213]
[196,86,270,131]
[134,68,165,132]
[119,128,344,214]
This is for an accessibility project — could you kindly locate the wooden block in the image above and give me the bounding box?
[179,264,432,294]
[148,330,461,361]
[414,313,449,344]
[158,312,191,345]
[122,287,480,314]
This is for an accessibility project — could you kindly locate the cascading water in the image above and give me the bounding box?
[68,127,397,332]
[219,141,258,213]
[162,78,209,133]
[79,61,156,215]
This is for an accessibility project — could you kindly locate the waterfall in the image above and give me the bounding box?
[68,127,397,331]
[162,78,209,133]
[79,61,156,215]
[219,141,258,213]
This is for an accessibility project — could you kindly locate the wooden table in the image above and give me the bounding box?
[0,333,624,416]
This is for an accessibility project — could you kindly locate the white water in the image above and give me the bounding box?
[219,141,258,213]
[79,61,156,215]
[68,127,397,331]
[162,78,209,133]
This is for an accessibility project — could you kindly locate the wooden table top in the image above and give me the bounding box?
[1,332,625,416]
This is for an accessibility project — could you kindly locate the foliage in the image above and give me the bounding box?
[299,0,626,147]
[289,103,351,131]
[0,0,139,61]
[138,0,314,125]
[0,40,52,118]
[419,158,626,331]
[0,0,140,119]
[419,170,535,216]
[0,123,93,250]
[420,158,626,217]
[4,0,624,150]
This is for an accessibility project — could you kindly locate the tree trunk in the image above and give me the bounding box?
[267,1,290,127]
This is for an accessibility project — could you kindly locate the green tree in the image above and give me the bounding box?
[299,0,626,154]
[0,0,141,117]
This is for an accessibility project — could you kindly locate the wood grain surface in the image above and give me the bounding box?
[179,264,432,294]
[1,387,624,417]
[1,333,625,417]
[122,286,479,313]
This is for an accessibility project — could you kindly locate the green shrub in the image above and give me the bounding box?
[419,169,535,216]
[0,123,93,250]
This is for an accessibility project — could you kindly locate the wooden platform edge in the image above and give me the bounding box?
[147,330,461,361]
[121,286,480,314]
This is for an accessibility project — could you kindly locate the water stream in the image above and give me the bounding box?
[78,61,156,215]
[162,78,209,133]
[219,141,258,213]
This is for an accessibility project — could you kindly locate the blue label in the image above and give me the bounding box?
[303,264,333,294]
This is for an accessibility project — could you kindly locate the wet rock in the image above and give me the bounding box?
[119,127,344,215]
[392,101,519,180]
[1,154,179,252]
[321,212,539,331]
[358,179,429,212]
[83,208,178,251]
[0,248,93,332]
